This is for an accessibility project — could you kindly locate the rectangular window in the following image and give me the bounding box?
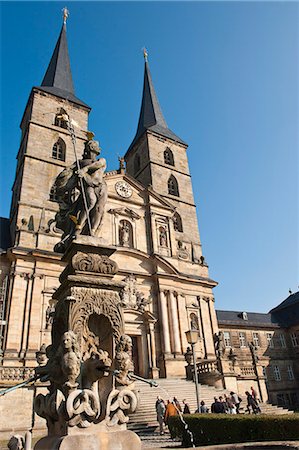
[262,366,268,381]
[277,393,284,406]
[253,332,260,347]
[273,365,281,381]
[266,332,274,348]
[290,332,298,347]
[223,331,231,347]
[279,334,286,348]
[239,332,246,347]
[287,365,294,381]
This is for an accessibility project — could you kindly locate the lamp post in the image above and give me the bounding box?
[185,329,200,412]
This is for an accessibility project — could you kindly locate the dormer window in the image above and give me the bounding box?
[238,311,248,321]
[52,138,66,161]
[164,147,174,166]
[168,175,179,197]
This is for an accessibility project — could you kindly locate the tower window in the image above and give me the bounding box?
[164,147,174,166]
[54,109,68,129]
[49,186,58,202]
[168,175,179,197]
[52,138,66,161]
[173,212,183,232]
[134,154,141,173]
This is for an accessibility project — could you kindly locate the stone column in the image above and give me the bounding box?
[169,291,181,354]
[177,293,189,351]
[148,322,159,378]
[159,290,171,354]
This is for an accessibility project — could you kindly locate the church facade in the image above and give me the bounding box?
[0,15,298,436]
[0,19,218,384]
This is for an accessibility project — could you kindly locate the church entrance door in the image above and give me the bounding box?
[131,335,140,375]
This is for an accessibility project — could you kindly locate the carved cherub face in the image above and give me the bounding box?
[62,331,75,351]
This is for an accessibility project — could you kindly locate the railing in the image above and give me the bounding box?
[0,366,35,382]
[240,366,255,376]
[196,359,219,374]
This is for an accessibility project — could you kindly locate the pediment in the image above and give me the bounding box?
[108,207,141,220]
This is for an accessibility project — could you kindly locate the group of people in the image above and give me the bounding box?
[155,396,191,435]
[155,387,261,434]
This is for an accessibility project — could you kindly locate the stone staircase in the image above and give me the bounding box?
[128,378,293,434]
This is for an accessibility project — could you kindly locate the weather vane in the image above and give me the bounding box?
[62,7,69,25]
[143,47,148,62]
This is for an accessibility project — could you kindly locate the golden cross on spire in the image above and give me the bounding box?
[143,47,148,62]
[62,7,69,25]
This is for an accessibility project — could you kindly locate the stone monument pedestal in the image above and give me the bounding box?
[35,429,140,450]
[33,237,141,450]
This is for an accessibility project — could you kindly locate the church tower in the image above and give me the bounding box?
[10,12,90,251]
[3,12,90,367]
[125,51,202,264]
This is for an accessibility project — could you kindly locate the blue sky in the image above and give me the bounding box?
[1,2,298,312]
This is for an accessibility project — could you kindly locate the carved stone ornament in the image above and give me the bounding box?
[105,389,138,426]
[35,387,100,429]
[72,252,118,275]
[120,275,152,312]
[69,287,123,342]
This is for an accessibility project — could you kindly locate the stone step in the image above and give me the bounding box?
[129,378,293,434]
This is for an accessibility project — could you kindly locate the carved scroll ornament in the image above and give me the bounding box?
[72,252,118,275]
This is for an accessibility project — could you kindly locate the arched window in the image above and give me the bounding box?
[168,175,179,197]
[119,220,133,247]
[134,154,141,173]
[49,186,58,202]
[54,109,68,129]
[52,138,66,161]
[164,147,174,166]
[173,212,183,232]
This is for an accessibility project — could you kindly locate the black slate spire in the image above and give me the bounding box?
[127,52,186,153]
[37,13,89,109]
[41,22,74,94]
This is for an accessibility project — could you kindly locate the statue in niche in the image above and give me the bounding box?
[53,138,108,252]
[159,227,167,247]
[115,335,134,386]
[119,220,131,247]
[190,313,199,331]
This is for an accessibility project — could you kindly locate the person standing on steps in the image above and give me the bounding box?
[182,399,191,414]
[155,396,166,435]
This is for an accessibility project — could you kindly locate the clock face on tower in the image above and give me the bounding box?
[115,181,133,198]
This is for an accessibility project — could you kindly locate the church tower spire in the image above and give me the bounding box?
[127,50,185,153]
[38,8,87,108]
